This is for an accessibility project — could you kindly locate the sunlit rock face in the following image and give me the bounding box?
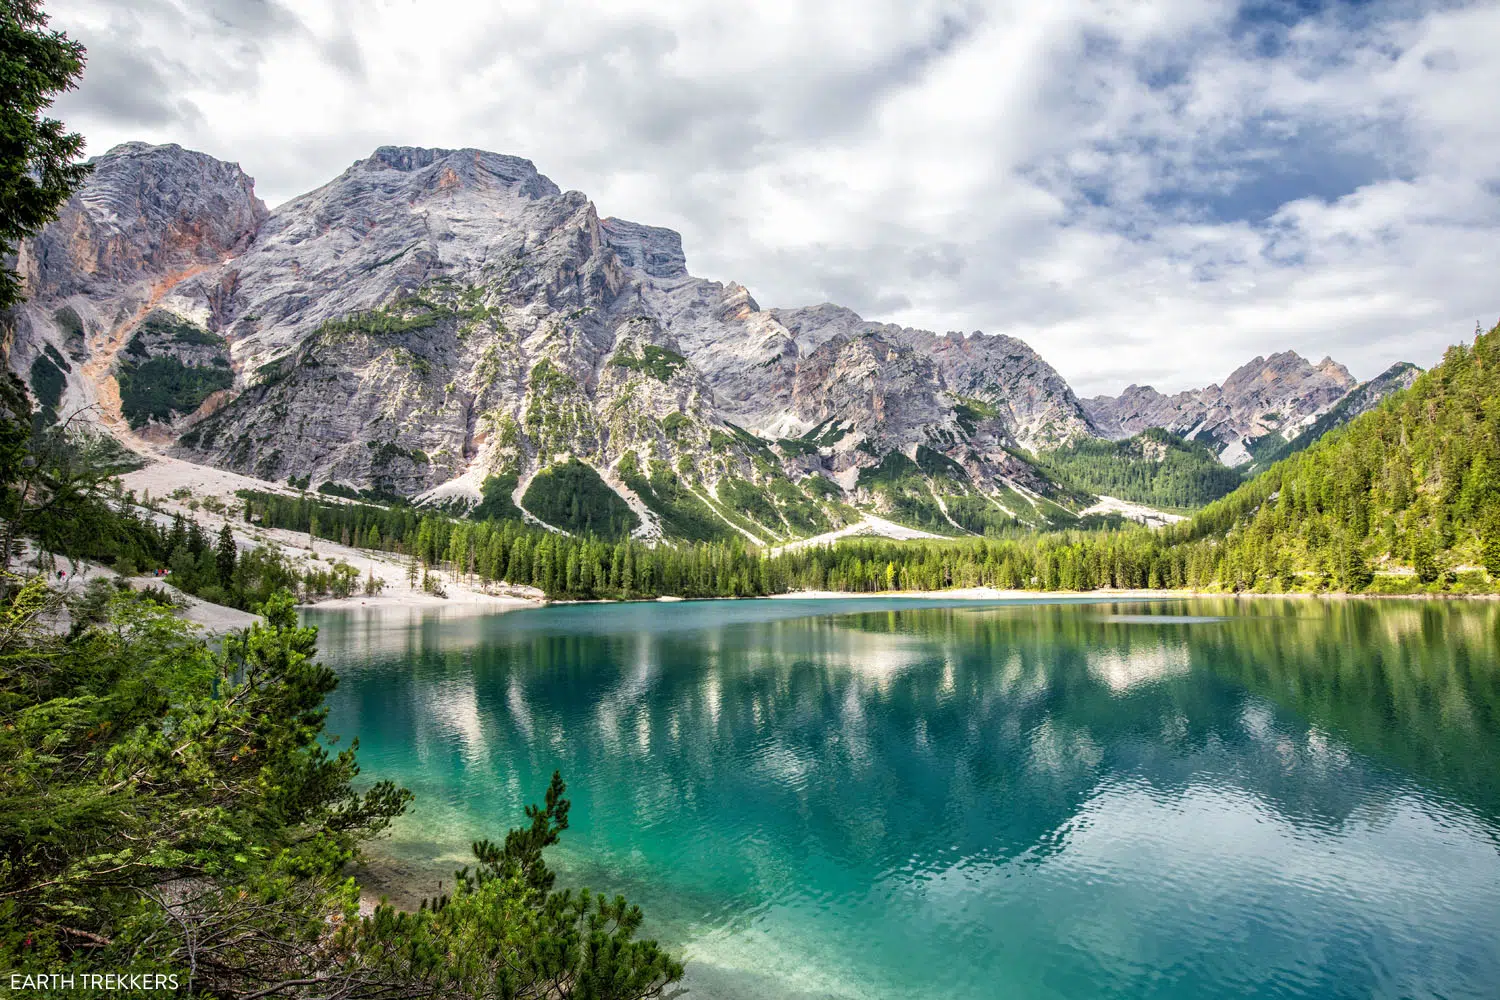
[8,142,1399,534]
[25,141,266,298]
[1081,352,1363,466]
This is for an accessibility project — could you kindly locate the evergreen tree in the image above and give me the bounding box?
[0,0,90,311]
[0,579,682,998]
[214,522,237,583]
[1484,514,1500,577]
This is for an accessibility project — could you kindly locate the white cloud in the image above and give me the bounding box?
[46,0,1500,395]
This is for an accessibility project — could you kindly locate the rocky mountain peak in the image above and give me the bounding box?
[342,146,562,201]
[6,138,1421,539]
[100,140,169,158]
[28,141,266,298]
[1084,348,1371,465]
[1315,355,1355,384]
[365,146,459,172]
[1221,350,1355,391]
[601,219,688,279]
[769,303,871,354]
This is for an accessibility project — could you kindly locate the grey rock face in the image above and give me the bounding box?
[5,139,1404,536]
[600,219,688,279]
[1242,360,1422,474]
[25,142,266,298]
[6,143,266,433]
[895,329,1098,452]
[1082,351,1359,465]
[1337,361,1421,420]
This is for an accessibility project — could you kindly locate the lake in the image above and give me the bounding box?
[306,597,1500,1000]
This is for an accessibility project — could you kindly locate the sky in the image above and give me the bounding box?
[46,0,1500,395]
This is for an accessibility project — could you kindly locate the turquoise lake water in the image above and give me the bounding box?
[306,597,1500,1000]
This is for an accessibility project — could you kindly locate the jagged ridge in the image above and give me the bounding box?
[4,141,1417,539]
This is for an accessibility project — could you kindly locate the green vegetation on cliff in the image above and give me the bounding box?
[855,447,1069,536]
[617,451,734,542]
[27,350,66,420]
[118,356,232,428]
[313,296,454,341]
[471,470,523,521]
[523,459,639,538]
[128,309,227,349]
[856,450,968,535]
[612,344,686,382]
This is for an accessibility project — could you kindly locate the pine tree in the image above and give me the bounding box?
[1411,531,1439,584]
[214,523,236,583]
[1482,513,1500,578]
[0,1,90,311]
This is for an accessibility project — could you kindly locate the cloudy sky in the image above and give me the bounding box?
[48,0,1500,394]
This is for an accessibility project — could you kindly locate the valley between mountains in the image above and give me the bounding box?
[8,141,1419,544]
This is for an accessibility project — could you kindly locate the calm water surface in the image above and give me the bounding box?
[305,598,1500,1000]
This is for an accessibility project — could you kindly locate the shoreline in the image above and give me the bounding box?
[298,591,539,613]
[765,586,1500,602]
[288,585,1499,618]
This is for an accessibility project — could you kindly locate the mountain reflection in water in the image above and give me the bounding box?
[309,597,1500,1000]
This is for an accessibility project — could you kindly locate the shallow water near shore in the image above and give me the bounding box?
[307,597,1500,999]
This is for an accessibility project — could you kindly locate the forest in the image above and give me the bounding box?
[1038,427,1243,508]
[1165,325,1500,593]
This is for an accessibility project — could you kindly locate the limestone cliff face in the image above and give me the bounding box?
[8,142,266,434]
[25,142,266,298]
[5,141,1407,538]
[895,328,1097,453]
[1239,361,1422,474]
[1082,352,1362,466]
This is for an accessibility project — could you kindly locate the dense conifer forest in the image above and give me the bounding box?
[1039,428,1243,508]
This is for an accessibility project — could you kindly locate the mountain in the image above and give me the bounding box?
[1241,361,1422,475]
[1081,352,1362,466]
[2,141,1414,540]
[5,142,1105,541]
[1175,328,1499,592]
[10,142,266,428]
[764,324,1499,597]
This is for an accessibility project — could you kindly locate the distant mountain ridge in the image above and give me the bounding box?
[1082,352,1364,467]
[3,141,1418,540]
[1241,361,1423,474]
